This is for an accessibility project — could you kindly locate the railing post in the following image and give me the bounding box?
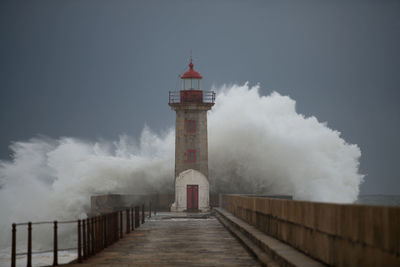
[96,217,99,252]
[115,212,118,241]
[11,223,16,267]
[100,217,106,250]
[90,218,94,256]
[98,216,102,252]
[97,216,100,252]
[109,213,112,244]
[105,214,108,246]
[94,217,98,253]
[126,209,130,234]
[149,201,151,218]
[103,214,107,248]
[111,213,114,242]
[77,220,82,263]
[98,216,101,252]
[53,221,58,266]
[27,222,32,267]
[109,214,112,243]
[131,207,134,231]
[102,215,106,249]
[155,195,158,216]
[82,219,87,259]
[87,218,91,256]
[89,218,92,256]
[96,216,99,252]
[119,211,123,238]
[107,214,111,244]
[98,215,104,251]
[113,213,115,242]
[112,213,114,242]
[135,206,139,228]
[91,217,95,255]
[142,204,145,224]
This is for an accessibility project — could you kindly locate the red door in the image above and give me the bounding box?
[187,185,199,211]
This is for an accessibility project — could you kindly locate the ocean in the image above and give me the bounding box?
[356,194,400,206]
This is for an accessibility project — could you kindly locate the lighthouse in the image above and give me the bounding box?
[169,59,215,212]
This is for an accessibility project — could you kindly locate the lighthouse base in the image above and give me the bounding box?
[171,169,210,212]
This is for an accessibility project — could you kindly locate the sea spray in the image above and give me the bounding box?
[0,130,175,250]
[208,83,363,201]
[0,83,364,250]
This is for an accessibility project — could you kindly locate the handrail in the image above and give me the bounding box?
[168,90,216,104]
[16,247,77,256]
[10,201,153,267]
[15,220,77,226]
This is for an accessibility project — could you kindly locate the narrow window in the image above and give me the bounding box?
[187,120,196,133]
[187,149,196,163]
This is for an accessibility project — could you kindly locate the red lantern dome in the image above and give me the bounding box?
[181,60,202,79]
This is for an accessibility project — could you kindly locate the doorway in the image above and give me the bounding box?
[186,185,199,211]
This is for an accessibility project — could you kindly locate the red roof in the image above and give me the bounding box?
[181,60,202,79]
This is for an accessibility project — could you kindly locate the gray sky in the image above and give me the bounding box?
[0,0,399,195]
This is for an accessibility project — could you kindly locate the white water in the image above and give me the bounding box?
[0,83,364,252]
[208,84,363,201]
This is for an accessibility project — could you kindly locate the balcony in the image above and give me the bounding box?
[169,90,216,104]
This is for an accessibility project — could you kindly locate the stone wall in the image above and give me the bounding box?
[172,103,212,179]
[220,194,400,266]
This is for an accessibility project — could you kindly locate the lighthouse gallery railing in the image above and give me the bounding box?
[169,90,215,104]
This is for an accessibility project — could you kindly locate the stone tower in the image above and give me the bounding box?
[169,59,215,212]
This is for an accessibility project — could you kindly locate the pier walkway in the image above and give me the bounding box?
[66,212,261,267]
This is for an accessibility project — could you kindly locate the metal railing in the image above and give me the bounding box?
[11,202,153,267]
[168,90,216,104]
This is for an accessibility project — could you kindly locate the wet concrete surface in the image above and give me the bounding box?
[66,213,261,266]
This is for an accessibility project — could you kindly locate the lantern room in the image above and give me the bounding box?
[181,60,202,90]
[168,59,215,105]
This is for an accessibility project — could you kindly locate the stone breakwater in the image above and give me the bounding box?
[220,194,400,266]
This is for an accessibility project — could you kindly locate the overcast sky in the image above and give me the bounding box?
[0,0,399,195]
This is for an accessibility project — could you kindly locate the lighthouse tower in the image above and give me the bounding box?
[169,59,215,212]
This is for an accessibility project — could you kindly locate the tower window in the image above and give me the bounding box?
[187,149,196,163]
[187,120,196,133]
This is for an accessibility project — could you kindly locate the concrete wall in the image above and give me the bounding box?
[91,193,220,214]
[220,194,400,266]
[91,194,175,214]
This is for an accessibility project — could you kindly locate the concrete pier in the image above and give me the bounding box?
[62,195,400,266]
[65,212,261,266]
